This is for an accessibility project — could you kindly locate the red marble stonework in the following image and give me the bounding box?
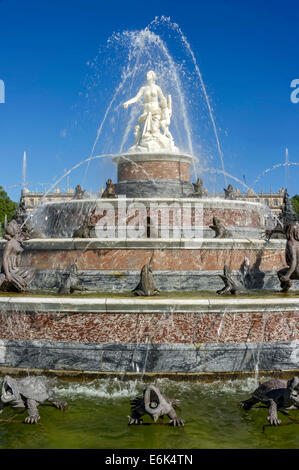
[0,310,298,344]
[117,160,191,182]
[21,248,287,271]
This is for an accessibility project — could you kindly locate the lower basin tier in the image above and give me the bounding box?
[0,296,298,378]
[0,237,293,293]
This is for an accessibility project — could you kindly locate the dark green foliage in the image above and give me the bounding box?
[0,186,18,226]
[291,195,299,218]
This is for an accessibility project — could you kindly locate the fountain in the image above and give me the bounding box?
[0,28,298,384]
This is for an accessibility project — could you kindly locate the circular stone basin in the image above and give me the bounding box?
[29,197,266,239]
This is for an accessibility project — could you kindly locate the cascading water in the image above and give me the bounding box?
[75,17,235,190]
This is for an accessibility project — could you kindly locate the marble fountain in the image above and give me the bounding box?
[0,69,298,382]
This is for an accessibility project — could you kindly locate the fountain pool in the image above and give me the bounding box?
[1,376,299,449]
[0,19,298,451]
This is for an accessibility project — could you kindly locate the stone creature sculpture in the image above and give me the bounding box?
[73,221,93,238]
[281,189,298,224]
[0,375,68,424]
[192,178,208,198]
[0,220,34,292]
[128,385,184,426]
[11,197,27,229]
[240,377,299,425]
[264,189,298,241]
[277,223,299,292]
[209,216,232,238]
[11,196,44,239]
[73,208,109,238]
[224,184,235,200]
[73,211,94,238]
[101,179,116,198]
[74,184,86,200]
[263,223,286,241]
[217,264,245,295]
[132,255,159,296]
[58,263,86,294]
[240,256,255,289]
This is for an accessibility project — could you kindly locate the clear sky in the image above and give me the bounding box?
[0,0,299,202]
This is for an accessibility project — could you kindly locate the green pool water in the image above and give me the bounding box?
[0,377,298,449]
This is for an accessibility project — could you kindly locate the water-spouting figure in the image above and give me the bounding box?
[128,384,183,426]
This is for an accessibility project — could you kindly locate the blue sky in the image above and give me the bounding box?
[0,0,299,202]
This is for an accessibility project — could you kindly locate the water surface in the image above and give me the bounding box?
[0,377,298,449]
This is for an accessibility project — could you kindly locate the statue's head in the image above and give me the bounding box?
[286,223,299,241]
[1,376,22,405]
[4,220,22,240]
[143,385,163,422]
[146,70,156,83]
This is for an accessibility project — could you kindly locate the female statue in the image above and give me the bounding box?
[123,70,177,153]
[0,220,34,291]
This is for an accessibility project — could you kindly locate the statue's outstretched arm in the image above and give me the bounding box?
[123,87,144,109]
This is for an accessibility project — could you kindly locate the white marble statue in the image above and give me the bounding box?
[123,70,178,153]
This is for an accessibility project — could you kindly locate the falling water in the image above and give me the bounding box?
[82,67,137,186]
[285,148,290,190]
[22,151,27,191]
[152,16,227,185]
[252,161,299,188]
[78,17,234,186]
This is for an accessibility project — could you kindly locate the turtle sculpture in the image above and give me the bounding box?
[0,375,68,424]
[217,264,245,295]
[240,377,299,425]
[128,385,184,426]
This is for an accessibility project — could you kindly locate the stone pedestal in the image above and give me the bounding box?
[113,152,195,198]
